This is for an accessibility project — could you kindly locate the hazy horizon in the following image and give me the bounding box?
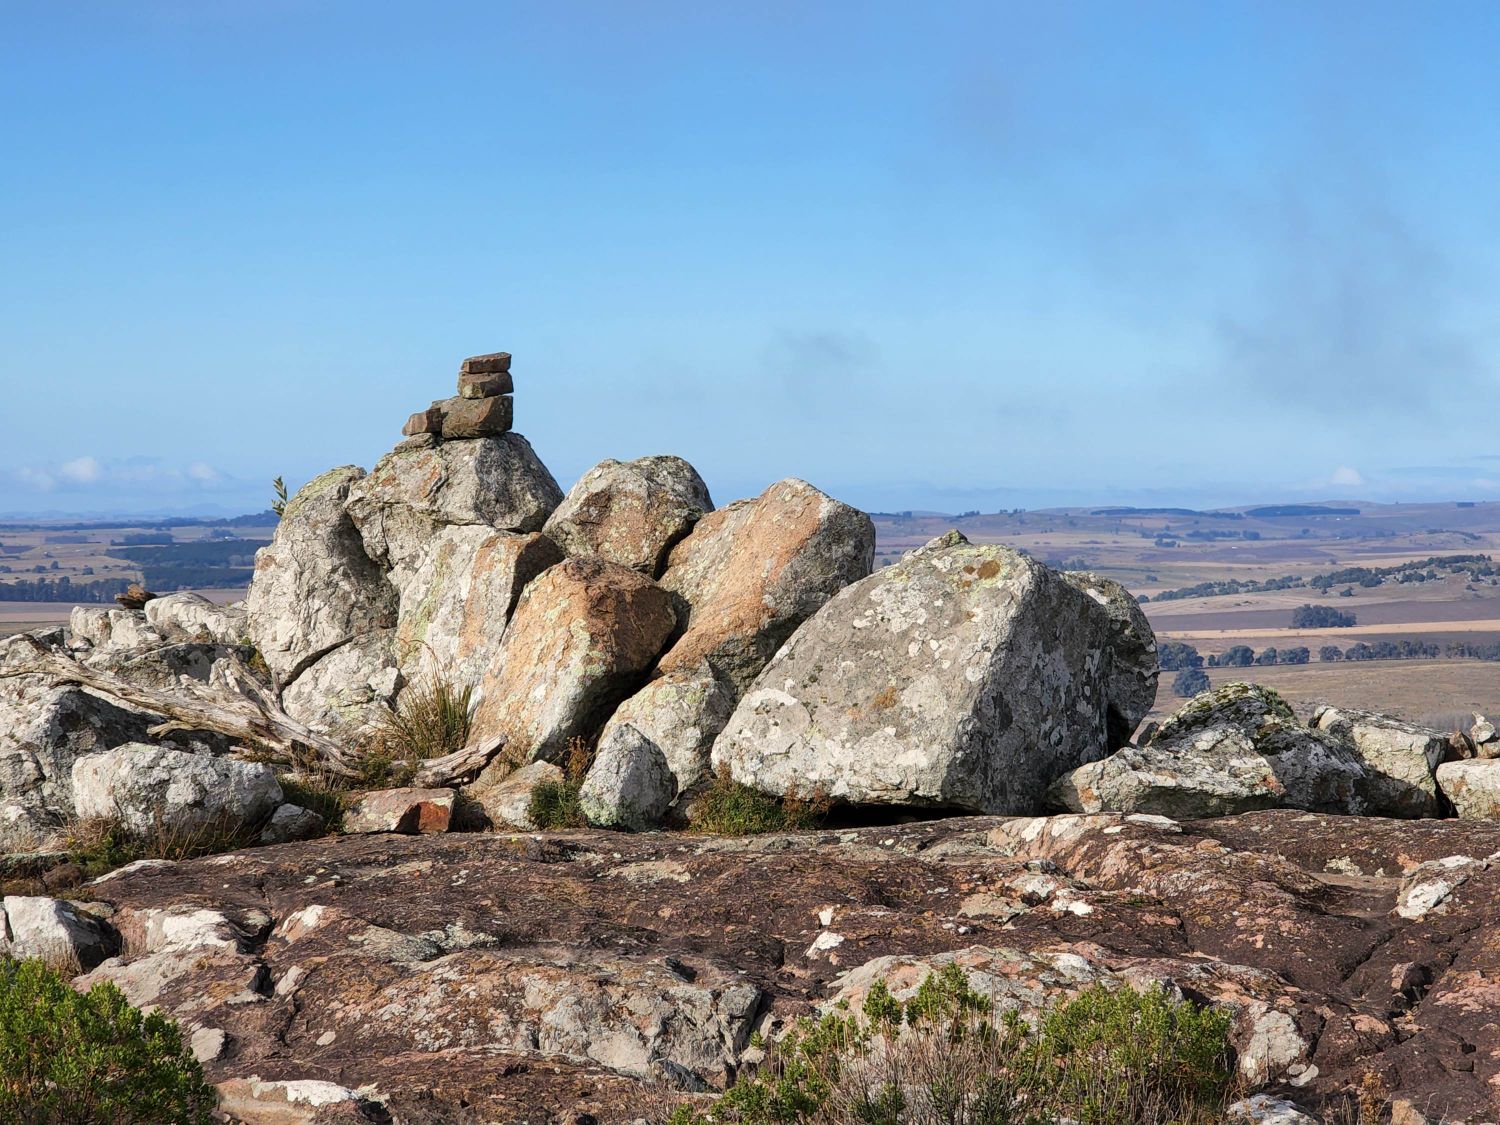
[6,2,1500,516]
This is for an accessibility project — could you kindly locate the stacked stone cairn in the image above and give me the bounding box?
[400,352,514,444]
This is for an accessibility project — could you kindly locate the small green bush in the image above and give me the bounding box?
[527,778,587,830]
[0,958,217,1124]
[670,971,1237,1124]
[688,766,828,836]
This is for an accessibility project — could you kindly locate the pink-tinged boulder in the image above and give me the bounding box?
[657,478,874,694]
[1436,759,1500,819]
[543,455,712,577]
[342,787,455,835]
[467,558,677,767]
[392,527,562,686]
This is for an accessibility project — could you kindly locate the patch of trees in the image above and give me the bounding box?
[1244,505,1360,517]
[1158,641,1204,671]
[1208,645,1255,668]
[1291,605,1356,628]
[1150,554,1492,603]
[1171,668,1211,697]
[0,577,132,603]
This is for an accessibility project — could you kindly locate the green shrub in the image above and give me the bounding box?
[527,778,587,830]
[670,972,1237,1124]
[0,958,217,1124]
[688,766,828,836]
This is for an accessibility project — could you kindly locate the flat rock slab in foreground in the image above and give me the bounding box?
[68,811,1500,1122]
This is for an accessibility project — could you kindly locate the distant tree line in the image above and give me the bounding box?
[1142,554,1494,603]
[1162,637,1500,676]
[0,577,133,603]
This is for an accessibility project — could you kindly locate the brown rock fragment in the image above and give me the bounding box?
[343,787,455,834]
[461,351,512,374]
[441,394,513,438]
[458,370,514,399]
[401,402,445,436]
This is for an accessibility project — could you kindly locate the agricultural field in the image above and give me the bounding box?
[872,499,1500,725]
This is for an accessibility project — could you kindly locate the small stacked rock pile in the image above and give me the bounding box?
[400,352,514,442]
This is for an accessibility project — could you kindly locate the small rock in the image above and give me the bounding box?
[343,787,455,834]
[259,803,328,845]
[71,744,284,838]
[114,583,157,610]
[579,727,676,831]
[1225,1094,1321,1123]
[190,1026,228,1063]
[402,403,445,436]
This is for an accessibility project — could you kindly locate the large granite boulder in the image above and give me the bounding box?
[657,479,874,694]
[1049,684,1370,818]
[543,456,713,576]
[245,466,397,688]
[1062,571,1158,744]
[466,559,677,767]
[72,744,283,838]
[0,895,116,970]
[711,533,1139,814]
[344,434,563,575]
[68,606,163,652]
[1312,705,1453,818]
[392,527,561,685]
[278,634,401,737]
[0,678,159,851]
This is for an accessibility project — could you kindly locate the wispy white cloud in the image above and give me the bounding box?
[1329,465,1366,488]
[8,456,234,494]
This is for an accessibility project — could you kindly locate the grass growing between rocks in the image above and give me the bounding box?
[688,766,829,836]
[526,739,593,830]
[0,958,217,1124]
[277,771,348,832]
[669,967,1236,1125]
[65,812,262,881]
[356,675,475,787]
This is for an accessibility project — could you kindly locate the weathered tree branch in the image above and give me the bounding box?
[0,635,364,778]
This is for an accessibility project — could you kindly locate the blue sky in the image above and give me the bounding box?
[4,1,1500,516]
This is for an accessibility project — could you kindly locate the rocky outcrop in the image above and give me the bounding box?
[0,895,116,970]
[71,743,283,837]
[58,810,1500,1120]
[467,559,678,766]
[713,533,1149,815]
[144,593,249,646]
[543,455,713,576]
[657,478,875,693]
[245,465,398,690]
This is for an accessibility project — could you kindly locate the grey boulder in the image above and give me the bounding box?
[144,593,249,646]
[712,533,1137,814]
[0,895,116,970]
[1313,705,1453,818]
[71,744,283,838]
[579,727,675,831]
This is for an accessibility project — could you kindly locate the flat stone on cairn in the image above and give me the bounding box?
[398,352,517,439]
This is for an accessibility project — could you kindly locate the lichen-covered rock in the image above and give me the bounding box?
[343,434,563,573]
[71,744,283,837]
[1435,759,1500,819]
[1226,1095,1321,1123]
[1313,705,1452,817]
[579,726,675,831]
[468,759,564,829]
[0,895,116,970]
[245,466,398,688]
[278,634,400,736]
[1048,723,1367,818]
[0,679,159,851]
[543,455,713,576]
[594,662,736,804]
[1062,571,1159,744]
[84,641,249,696]
[657,478,874,694]
[144,593,249,646]
[467,559,677,766]
[391,526,561,685]
[712,534,1121,814]
[68,606,163,652]
[259,804,327,845]
[1149,681,1298,746]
